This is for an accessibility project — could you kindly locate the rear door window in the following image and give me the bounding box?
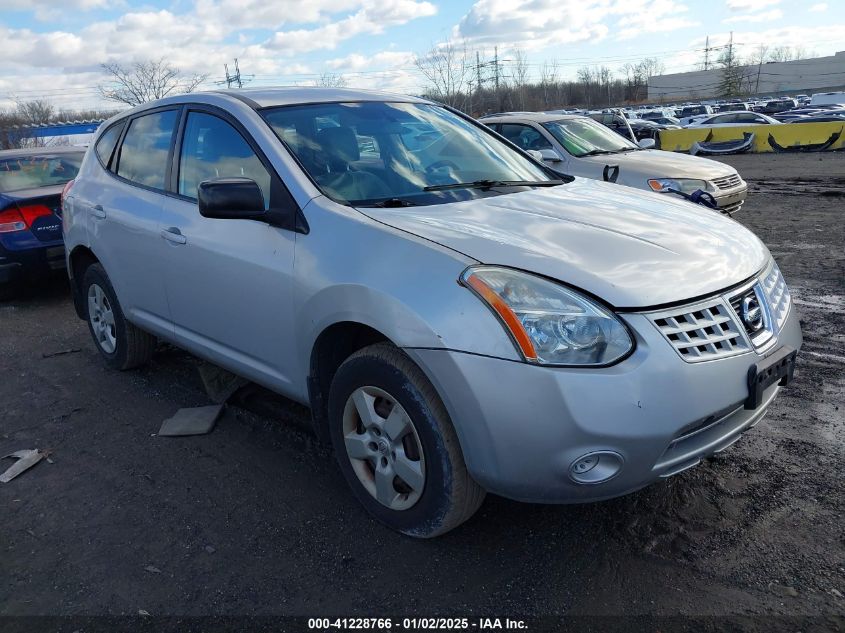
[116,110,179,190]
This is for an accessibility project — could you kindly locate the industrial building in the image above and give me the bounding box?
[648,50,845,101]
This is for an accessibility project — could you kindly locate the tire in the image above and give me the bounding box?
[82,263,156,370]
[328,342,485,538]
[0,281,21,302]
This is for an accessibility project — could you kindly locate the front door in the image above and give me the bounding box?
[158,109,297,393]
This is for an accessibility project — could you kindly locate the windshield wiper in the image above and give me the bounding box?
[580,149,618,156]
[359,197,418,208]
[424,179,564,192]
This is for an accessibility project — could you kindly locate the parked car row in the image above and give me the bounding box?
[4,88,800,539]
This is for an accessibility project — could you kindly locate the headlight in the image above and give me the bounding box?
[647,178,709,194]
[460,266,633,366]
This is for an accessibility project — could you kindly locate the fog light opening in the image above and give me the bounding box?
[569,451,623,484]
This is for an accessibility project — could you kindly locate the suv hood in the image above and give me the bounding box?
[361,178,768,308]
[578,149,738,181]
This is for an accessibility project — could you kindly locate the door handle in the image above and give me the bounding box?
[92,204,106,219]
[160,227,187,245]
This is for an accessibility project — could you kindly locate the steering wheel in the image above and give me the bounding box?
[426,160,459,173]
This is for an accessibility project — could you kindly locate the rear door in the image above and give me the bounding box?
[157,107,298,392]
[80,109,178,335]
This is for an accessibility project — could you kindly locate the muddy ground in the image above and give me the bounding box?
[0,153,843,625]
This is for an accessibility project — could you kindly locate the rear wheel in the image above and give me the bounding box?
[0,281,21,302]
[328,343,485,537]
[82,263,156,370]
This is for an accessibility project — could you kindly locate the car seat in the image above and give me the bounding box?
[314,127,391,201]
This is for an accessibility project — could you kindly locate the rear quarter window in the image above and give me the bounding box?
[95,121,125,168]
[116,109,179,190]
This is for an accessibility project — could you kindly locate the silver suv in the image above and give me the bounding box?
[62,88,802,537]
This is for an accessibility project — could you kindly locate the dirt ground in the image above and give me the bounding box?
[1,153,843,625]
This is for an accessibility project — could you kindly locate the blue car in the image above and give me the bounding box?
[0,146,84,299]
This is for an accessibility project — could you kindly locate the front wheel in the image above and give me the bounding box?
[328,343,485,537]
[82,263,156,370]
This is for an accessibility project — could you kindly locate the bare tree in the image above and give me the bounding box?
[317,72,347,88]
[16,99,54,126]
[539,60,558,109]
[415,40,472,109]
[511,49,530,110]
[98,58,207,106]
[0,100,57,148]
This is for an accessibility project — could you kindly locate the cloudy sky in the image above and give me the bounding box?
[1,0,843,110]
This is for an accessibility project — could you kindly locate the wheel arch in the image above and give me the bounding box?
[307,321,392,443]
[68,245,101,319]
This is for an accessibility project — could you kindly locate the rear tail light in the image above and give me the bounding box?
[0,204,54,233]
[0,208,27,233]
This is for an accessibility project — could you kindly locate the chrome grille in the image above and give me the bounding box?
[761,263,791,329]
[651,299,749,362]
[711,173,742,190]
[648,260,792,362]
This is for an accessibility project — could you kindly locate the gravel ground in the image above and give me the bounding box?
[0,153,843,624]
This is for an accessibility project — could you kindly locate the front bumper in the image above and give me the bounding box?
[712,184,748,215]
[405,299,801,504]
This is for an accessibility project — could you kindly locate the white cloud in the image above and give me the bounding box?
[722,8,783,23]
[3,0,114,21]
[452,0,698,49]
[725,0,781,11]
[265,0,436,54]
[809,2,828,11]
[0,0,438,110]
[616,1,699,40]
[326,51,416,71]
[3,0,113,10]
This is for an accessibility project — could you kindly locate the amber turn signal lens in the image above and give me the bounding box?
[464,273,538,362]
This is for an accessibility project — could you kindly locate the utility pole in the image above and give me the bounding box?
[476,51,482,115]
[224,58,243,89]
[494,46,500,111]
[727,31,733,64]
[704,36,710,71]
[493,46,499,94]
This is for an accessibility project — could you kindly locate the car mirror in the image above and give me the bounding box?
[538,148,563,162]
[638,138,656,149]
[198,177,266,220]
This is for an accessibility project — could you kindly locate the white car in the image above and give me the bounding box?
[685,112,781,128]
[481,112,747,214]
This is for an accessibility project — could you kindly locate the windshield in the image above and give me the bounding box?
[0,152,83,192]
[261,102,554,206]
[541,118,638,157]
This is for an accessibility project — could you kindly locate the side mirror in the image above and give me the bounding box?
[527,150,544,161]
[198,177,266,220]
[638,138,656,149]
[538,148,563,163]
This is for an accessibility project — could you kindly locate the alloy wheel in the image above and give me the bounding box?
[87,283,117,354]
[342,386,426,511]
